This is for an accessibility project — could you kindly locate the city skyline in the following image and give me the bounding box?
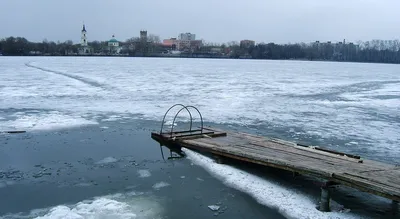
[1,0,400,44]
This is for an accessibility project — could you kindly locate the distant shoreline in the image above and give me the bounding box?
[1,54,399,65]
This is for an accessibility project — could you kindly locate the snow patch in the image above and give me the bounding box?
[1,193,163,219]
[96,157,118,164]
[74,182,93,187]
[0,112,97,131]
[34,198,136,219]
[152,182,170,190]
[137,169,151,178]
[101,115,122,122]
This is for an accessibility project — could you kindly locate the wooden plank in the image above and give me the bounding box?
[173,132,227,141]
[181,139,335,178]
[225,129,362,159]
[190,143,376,182]
[332,173,400,201]
[356,169,400,190]
[162,129,203,134]
[1,131,26,134]
[196,137,366,171]
[341,172,400,191]
[293,145,362,163]
[190,134,393,182]
[213,127,362,160]
[161,131,215,138]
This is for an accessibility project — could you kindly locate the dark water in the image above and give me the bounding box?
[0,118,285,219]
[0,116,398,219]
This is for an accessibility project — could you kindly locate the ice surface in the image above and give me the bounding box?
[33,198,137,219]
[152,182,170,190]
[184,148,369,219]
[1,192,163,219]
[137,169,151,178]
[0,111,97,131]
[0,57,398,158]
[95,157,118,164]
[101,115,123,122]
[11,192,163,219]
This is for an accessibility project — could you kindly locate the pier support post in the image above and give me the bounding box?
[393,200,399,216]
[214,155,225,164]
[319,185,331,212]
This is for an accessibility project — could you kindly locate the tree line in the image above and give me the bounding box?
[0,37,79,56]
[0,36,162,56]
[226,40,400,64]
[1,36,400,64]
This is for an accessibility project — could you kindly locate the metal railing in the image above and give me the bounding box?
[159,104,204,137]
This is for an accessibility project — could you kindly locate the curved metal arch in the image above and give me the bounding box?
[185,105,204,134]
[170,105,204,136]
[160,104,193,134]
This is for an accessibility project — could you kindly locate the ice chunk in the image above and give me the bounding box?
[96,157,118,164]
[137,169,151,178]
[208,205,220,211]
[152,181,170,190]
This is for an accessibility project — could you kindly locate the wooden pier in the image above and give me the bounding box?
[152,105,400,212]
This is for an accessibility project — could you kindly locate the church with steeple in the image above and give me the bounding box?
[81,24,87,46]
[79,24,91,54]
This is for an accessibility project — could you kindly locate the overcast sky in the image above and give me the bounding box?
[1,0,399,44]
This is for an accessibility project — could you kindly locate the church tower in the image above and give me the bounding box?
[81,24,88,47]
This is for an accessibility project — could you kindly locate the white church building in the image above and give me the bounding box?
[79,24,91,54]
[108,35,121,55]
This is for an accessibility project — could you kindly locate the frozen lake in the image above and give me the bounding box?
[0,57,399,218]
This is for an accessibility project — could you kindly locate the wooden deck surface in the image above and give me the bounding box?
[151,127,400,202]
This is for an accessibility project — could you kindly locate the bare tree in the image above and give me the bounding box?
[227,41,239,47]
[147,34,161,44]
[125,37,140,44]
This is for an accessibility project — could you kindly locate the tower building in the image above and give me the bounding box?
[81,24,88,47]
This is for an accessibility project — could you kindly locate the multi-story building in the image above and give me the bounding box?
[163,38,178,46]
[178,33,196,41]
[163,33,202,51]
[162,38,178,50]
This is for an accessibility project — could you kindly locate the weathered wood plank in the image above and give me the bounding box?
[192,133,391,175]
[195,137,368,172]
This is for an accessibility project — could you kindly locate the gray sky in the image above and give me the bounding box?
[1,0,399,44]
